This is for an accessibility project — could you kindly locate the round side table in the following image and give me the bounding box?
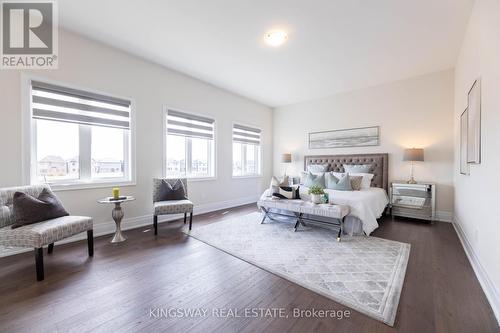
[98,196,135,243]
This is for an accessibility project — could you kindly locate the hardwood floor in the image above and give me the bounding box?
[0,204,498,333]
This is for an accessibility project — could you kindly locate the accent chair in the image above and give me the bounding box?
[152,178,193,234]
[0,185,93,281]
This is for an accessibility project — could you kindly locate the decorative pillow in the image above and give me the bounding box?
[159,179,187,201]
[331,171,345,179]
[299,171,308,185]
[307,164,329,173]
[350,175,364,191]
[269,176,289,196]
[325,172,340,189]
[303,171,325,188]
[272,186,300,199]
[350,172,374,189]
[12,188,69,229]
[336,170,374,189]
[343,164,372,174]
[325,173,352,191]
[270,175,289,187]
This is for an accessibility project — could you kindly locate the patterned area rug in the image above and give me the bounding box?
[187,212,410,326]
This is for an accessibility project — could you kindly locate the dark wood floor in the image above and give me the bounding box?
[0,204,498,333]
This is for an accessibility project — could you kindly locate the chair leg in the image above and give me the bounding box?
[189,212,193,231]
[47,243,54,254]
[154,215,158,235]
[35,248,44,281]
[184,213,187,224]
[87,230,94,256]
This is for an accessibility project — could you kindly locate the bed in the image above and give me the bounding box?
[301,153,389,235]
[261,153,389,235]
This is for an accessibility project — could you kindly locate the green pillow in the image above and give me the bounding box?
[325,172,339,189]
[325,172,352,191]
[304,171,325,188]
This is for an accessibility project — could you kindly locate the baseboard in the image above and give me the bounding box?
[0,195,259,258]
[453,216,500,326]
[435,210,453,223]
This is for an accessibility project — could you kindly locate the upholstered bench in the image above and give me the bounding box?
[0,185,93,281]
[257,196,350,241]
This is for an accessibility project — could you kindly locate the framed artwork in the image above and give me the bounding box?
[309,126,379,149]
[460,108,469,175]
[467,79,481,163]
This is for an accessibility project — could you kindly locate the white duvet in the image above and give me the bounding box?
[298,187,389,235]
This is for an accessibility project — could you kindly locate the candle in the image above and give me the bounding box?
[112,188,120,199]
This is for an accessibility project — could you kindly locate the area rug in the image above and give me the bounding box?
[187,212,410,326]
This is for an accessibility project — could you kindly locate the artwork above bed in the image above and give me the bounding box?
[308,126,380,149]
[304,153,389,192]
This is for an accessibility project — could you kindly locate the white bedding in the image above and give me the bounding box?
[298,187,389,235]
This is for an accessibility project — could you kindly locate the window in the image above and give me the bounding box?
[232,124,261,177]
[30,80,133,187]
[165,109,215,179]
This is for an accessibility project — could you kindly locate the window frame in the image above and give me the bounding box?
[22,74,136,191]
[163,106,217,181]
[231,122,263,178]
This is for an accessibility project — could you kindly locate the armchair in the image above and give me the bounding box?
[152,178,193,234]
[0,185,93,281]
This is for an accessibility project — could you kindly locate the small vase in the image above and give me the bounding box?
[311,194,322,204]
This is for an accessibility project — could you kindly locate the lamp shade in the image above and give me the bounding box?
[281,153,292,163]
[403,148,424,162]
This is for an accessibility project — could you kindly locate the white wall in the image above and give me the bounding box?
[453,0,500,322]
[0,30,273,245]
[273,70,455,218]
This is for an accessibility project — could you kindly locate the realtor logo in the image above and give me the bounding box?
[1,0,58,69]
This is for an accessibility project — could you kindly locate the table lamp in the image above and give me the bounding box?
[403,148,424,184]
[281,153,292,176]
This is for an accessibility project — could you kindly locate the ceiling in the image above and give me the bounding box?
[59,0,474,107]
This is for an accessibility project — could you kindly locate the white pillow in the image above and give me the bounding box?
[331,172,373,189]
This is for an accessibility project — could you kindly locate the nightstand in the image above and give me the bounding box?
[390,182,435,222]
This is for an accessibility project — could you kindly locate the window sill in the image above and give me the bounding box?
[41,180,136,192]
[232,175,263,179]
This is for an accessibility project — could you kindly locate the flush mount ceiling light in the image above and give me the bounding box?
[264,30,288,47]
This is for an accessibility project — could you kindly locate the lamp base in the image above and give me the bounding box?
[407,177,417,184]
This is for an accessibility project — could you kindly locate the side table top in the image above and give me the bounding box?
[98,196,135,204]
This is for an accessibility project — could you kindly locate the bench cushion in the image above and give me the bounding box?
[258,197,350,219]
[0,215,92,248]
[154,200,193,215]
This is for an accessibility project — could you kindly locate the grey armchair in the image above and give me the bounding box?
[0,185,93,281]
[152,178,193,234]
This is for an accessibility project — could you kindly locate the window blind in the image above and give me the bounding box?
[167,109,215,139]
[233,124,261,145]
[31,81,131,130]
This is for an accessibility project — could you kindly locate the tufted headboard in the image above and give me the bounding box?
[304,153,389,192]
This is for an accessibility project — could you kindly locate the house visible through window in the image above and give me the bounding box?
[30,80,132,186]
[232,124,261,176]
[165,109,215,179]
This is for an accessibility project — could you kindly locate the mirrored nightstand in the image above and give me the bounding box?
[390,182,435,222]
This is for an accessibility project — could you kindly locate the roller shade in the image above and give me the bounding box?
[233,124,261,145]
[31,80,131,130]
[167,109,214,139]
